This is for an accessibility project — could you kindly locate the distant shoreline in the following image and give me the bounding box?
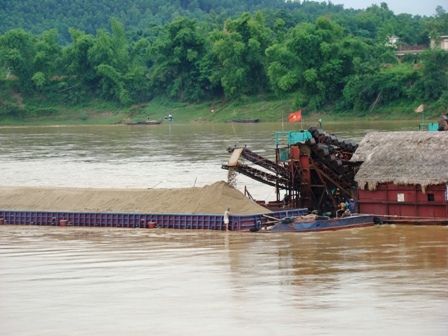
[0,97,440,126]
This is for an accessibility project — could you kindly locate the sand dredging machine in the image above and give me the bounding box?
[223,127,360,217]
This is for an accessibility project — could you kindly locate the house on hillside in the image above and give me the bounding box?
[431,35,448,51]
[386,35,427,58]
[388,34,448,59]
[351,132,448,219]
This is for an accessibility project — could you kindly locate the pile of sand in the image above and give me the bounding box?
[0,181,269,214]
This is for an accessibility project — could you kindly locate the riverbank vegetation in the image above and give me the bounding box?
[0,1,447,124]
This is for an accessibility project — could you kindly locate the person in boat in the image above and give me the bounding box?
[336,202,345,218]
[348,198,357,213]
[336,202,351,218]
[333,188,342,204]
[438,113,448,131]
[282,194,290,208]
[165,113,173,122]
[223,208,230,231]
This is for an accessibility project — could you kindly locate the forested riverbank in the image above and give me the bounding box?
[0,1,447,124]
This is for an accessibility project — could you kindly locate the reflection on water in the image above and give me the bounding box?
[1,121,447,335]
[0,226,447,335]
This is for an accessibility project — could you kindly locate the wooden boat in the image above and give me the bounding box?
[268,214,376,233]
[230,118,260,123]
[125,120,162,125]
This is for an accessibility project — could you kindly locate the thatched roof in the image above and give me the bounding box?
[351,131,448,190]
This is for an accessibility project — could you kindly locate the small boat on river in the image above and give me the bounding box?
[125,120,162,125]
[230,118,260,123]
[268,214,376,233]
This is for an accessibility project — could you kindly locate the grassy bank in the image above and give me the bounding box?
[0,90,442,126]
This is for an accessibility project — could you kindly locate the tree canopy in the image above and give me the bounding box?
[0,1,447,118]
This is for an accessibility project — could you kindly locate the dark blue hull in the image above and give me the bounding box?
[270,215,375,232]
[0,208,308,231]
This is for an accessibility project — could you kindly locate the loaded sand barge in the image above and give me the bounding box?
[0,182,307,231]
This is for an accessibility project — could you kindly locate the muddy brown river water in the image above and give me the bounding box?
[1,121,447,335]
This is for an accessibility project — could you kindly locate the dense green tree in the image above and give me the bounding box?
[0,0,288,43]
[417,49,448,101]
[266,17,375,109]
[64,28,96,87]
[0,29,36,91]
[87,20,131,103]
[342,64,420,111]
[149,17,208,100]
[32,29,63,90]
[61,20,136,104]
[341,49,448,112]
[0,2,447,116]
[126,38,153,102]
[426,6,448,37]
[210,12,272,98]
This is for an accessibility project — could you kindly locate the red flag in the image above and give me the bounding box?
[288,110,302,123]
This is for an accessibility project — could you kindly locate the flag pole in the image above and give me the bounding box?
[282,110,284,130]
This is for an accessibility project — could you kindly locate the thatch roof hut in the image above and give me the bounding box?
[351,131,448,191]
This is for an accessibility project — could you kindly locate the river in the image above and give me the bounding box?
[0,120,422,199]
[0,121,447,335]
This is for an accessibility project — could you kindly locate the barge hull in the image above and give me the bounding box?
[379,216,448,225]
[0,209,307,231]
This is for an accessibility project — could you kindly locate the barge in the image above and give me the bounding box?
[0,208,308,231]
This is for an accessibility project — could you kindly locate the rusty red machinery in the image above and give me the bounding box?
[223,128,360,216]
